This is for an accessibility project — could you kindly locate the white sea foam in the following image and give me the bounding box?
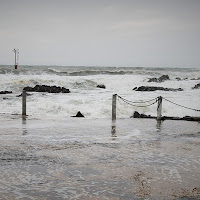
[0,66,200,119]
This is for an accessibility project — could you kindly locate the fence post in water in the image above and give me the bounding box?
[22,90,26,116]
[112,94,117,120]
[157,96,162,121]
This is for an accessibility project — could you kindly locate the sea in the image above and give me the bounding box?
[1,65,200,199]
[0,65,200,120]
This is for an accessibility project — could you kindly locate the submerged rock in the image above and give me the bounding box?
[0,91,12,94]
[131,111,200,121]
[148,75,170,83]
[133,86,183,92]
[97,84,106,89]
[23,85,70,93]
[131,111,153,118]
[192,83,200,89]
[175,77,182,81]
[132,87,137,91]
[71,111,85,118]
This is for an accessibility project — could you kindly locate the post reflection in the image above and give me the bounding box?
[22,117,28,135]
[111,120,117,138]
[156,120,162,132]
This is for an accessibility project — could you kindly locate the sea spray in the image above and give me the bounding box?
[0,65,199,119]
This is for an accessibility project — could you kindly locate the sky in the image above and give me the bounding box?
[0,0,200,68]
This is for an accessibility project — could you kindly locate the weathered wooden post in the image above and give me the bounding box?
[157,96,162,121]
[112,94,117,120]
[22,90,26,116]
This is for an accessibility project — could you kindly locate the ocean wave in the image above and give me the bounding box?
[67,70,134,76]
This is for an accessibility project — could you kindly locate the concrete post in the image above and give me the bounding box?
[157,96,162,121]
[22,90,26,116]
[112,94,117,120]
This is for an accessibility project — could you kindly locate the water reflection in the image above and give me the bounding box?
[156,120,162,132]
[22,117,28,135]
[111,120,117,138]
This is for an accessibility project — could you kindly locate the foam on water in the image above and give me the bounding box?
[0,65,200,119]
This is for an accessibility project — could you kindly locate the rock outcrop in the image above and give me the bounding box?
[71,111,85,118]
[97,84,106,89]
[133,86,183,92]
[132,111,155,119]
[148,75,170,83]
[192,83,200,89]
[0,91,12,94]
[131,111,200,121]
[23,85,70,93]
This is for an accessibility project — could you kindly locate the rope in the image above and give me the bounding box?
[162,97,200,112]
[116,95,200,112]
[117,95,158,108]
[117,95,157,104]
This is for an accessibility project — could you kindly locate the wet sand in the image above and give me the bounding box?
[0,114,200,199]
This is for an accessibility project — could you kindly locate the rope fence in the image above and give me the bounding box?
[117,95,158,108]
[162,97,200,112]
[5,91,199,121]
[112,94,200,121]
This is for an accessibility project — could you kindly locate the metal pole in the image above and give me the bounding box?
[157,96,162,121]
[112,94,117,120]
[22,90,26,116]
[14,49,18,69]
[14,50,16,66]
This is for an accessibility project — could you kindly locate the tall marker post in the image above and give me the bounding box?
[13,49,19,69]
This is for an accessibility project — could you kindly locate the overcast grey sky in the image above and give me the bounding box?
[0,0,200,67]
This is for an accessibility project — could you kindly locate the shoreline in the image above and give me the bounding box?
[0,116,200,199]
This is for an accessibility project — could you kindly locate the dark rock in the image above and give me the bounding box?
[175,77,181,81]
[133,87,137,90]
[0,91,12,94]
[23,85,70,93]
[135,86,183,92]
[133,111,140,118]
[61,87,70,93]
[158,75,170,82]
[190,77,200,80]
[132,111,153,118]
[71,111,85,118]
[131,111,200,121]
[148,75,170,83]
[23,86,34,92]
[148,78,158,82]
[97,84,106,89]
[192,83,200,89]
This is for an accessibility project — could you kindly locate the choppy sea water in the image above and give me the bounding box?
[0,65,200,199]
[0,65,200,119]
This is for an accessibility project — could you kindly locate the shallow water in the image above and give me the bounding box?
[0,115,200,199]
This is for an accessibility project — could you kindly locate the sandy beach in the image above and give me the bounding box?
[0,114,200,199]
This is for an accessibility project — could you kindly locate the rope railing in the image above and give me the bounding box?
[162,97,200,112]
[117,95,158,104]
[13,91,200,121]
[112,94,200,121]
[117,95,158,108]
